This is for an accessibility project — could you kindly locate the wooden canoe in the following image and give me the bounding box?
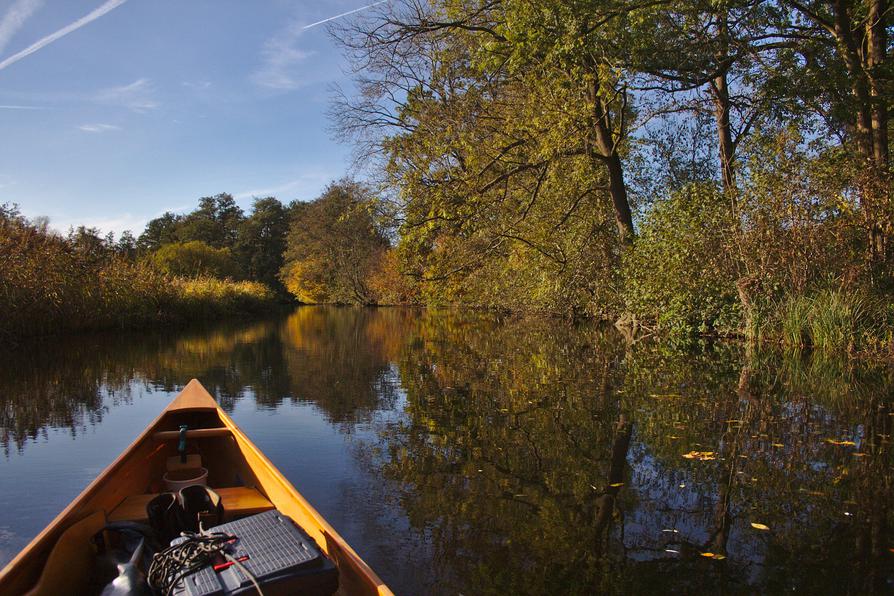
[0,379,393,596]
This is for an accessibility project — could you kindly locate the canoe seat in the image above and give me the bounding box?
[108,486,274,523]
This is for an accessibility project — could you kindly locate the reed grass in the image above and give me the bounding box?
[777,289,879,352]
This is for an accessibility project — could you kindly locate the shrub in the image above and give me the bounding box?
[623,183,741,336]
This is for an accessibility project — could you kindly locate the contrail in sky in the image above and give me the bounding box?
[302,0,388,30]
[0,0,128,72]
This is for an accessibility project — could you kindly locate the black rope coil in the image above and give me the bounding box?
[147,530,265,596]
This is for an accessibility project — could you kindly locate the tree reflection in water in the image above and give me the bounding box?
[0,307,891,593]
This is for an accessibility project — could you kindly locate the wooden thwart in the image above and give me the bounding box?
[152,427,231,441]
[108,486,274,523]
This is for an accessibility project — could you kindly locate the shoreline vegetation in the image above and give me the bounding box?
[3,1,893,358]
[0,205,278,339]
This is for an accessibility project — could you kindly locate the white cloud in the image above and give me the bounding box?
[0,0,128,72]
[0,103,46,109]
[47,212,147,238]
[251,21,316,91]
[78,123,120,133]
[0,0,43,54]
[95,78,159,112]
[182,80,212,90]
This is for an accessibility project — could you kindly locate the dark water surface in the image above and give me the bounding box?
[1,307,893,594]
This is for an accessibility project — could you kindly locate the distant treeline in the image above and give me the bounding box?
[0,205,276,338]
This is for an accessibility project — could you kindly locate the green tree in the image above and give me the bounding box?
[137,212,181,253]
[234,197,289,292]
[176,193,245,249]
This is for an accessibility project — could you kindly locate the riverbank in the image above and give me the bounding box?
[0,207,279,339]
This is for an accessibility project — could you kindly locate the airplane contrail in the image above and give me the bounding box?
[302,0,388,30]
[0,0,128,72]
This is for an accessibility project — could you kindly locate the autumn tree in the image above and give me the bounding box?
[280,180,389,304]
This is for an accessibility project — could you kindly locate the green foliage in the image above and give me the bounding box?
[234,197,289,292]
[147,240,239,278]
[174,193,245,249]
[623,184,741,336]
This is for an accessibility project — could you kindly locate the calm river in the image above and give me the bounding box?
[1,307,892,594]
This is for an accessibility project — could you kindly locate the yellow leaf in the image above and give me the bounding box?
[650,393,682,399]
[825,439,857,447]
[751,522,770,531]
[609,482,624,488]
[683,451,716,461]
[772,443,784,448]
[700,552,715,558]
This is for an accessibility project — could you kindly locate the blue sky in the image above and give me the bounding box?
[0,0,376,236]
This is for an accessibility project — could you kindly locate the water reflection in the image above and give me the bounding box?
[0,307,892,593]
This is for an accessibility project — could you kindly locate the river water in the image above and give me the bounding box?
[0,306,892,594]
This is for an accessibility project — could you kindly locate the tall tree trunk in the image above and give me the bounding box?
[589,77,635,245]
[712,72,736,193]
[712,13,736,193]
[867,0,889,168]
[832,0,875,160]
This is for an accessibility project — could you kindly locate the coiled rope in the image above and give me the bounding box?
[147,530,264,596]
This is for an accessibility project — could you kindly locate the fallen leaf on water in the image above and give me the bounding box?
[825,439,857,446]
[665,549,680,554]
[852,452,867,458]
[650,393,682,399]
[799,489,825,496]
[751,522,770,531]
[713,554,727,560]
[772,443,784,448]
[609,482,624,488]
[683,451,716,461]
[700,552,715,558]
